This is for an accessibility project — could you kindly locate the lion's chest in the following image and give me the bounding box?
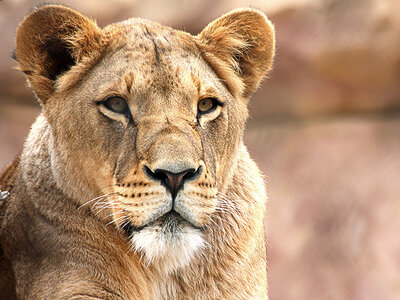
[150,274,180,299]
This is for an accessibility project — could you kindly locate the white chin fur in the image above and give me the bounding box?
[130,224,205,274]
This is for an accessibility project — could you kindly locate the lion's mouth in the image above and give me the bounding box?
[121,210,201,238]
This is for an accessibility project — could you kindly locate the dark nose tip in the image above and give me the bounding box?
[144,166,202,199]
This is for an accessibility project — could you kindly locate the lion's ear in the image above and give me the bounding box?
[198,8,275,99]
[15,5,102,103]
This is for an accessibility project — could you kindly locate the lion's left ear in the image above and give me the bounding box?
[197,8,275,99]
[15,5,103,103]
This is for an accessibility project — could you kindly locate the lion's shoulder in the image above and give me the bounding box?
[0,156,20,218]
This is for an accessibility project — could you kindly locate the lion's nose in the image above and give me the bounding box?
[144,166,202,199]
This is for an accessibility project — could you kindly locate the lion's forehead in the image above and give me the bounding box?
[103,20,198,68]
[84,30,225,109]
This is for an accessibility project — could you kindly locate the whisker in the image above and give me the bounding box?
[78,192,117,210]
[106,215,127,226]
[94,200,121,216]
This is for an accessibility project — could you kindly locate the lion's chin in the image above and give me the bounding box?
[129,212,205,274]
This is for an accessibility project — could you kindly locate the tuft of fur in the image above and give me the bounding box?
[131,221,205,274]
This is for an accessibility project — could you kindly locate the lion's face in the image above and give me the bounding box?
[49,25,246,270]
[15,5,274,272]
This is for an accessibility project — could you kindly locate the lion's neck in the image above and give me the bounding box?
[19,115,57,196]
[20,114,101,209]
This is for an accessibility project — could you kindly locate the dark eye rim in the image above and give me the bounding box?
[197,97,224,116]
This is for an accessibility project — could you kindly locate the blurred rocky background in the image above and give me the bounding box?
[1,0,399,299]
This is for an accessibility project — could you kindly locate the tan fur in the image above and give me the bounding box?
[0,5,275,299]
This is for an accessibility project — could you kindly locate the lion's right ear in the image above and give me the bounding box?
[15,5,102,103]
[197,8,275,99]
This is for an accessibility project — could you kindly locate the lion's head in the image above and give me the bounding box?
[15,5,274,272]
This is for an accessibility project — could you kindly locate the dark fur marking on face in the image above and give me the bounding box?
[144,27,160,64]
[122,220,135,237]
[122,219,144,236]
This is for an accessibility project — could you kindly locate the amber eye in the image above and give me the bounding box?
[198,98,219,114]
[103,96,129,115]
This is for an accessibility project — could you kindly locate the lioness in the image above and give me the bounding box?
[0,4,275,299]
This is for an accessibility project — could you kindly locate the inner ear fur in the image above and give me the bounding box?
[15,4,102,102]
[197,8,275,99]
